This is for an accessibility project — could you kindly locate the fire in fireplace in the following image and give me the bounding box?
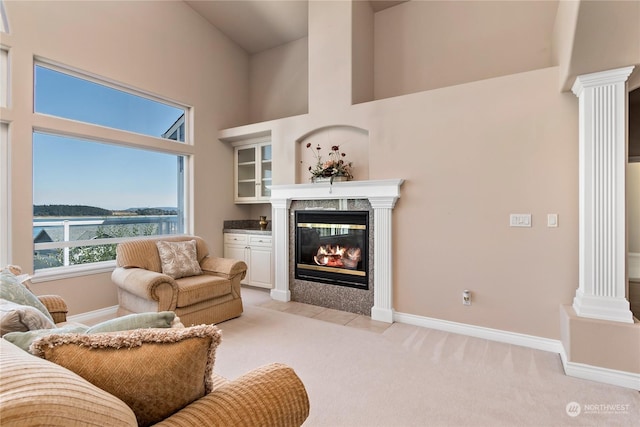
[295,210,369,289]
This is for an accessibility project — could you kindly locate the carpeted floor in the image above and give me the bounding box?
[213,286,640,426]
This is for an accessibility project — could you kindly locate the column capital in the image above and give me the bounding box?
[572,66,634,97]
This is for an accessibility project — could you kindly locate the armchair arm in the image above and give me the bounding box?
[200,257,247,281]
[111,267,178,304]
[156,363,309,427]
[37,295,68,324]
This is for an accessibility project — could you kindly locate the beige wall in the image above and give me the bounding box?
[351,0,374,104]
[1,0,250,314]
[249,37,308,123]
[374,0,558,99]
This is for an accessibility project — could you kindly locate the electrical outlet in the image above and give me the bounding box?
[463,290,471,306]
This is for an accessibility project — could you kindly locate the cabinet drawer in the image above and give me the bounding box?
[249,235,272,247]
[224,234,248,245]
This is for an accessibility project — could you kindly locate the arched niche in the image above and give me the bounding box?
[295,125,369,184]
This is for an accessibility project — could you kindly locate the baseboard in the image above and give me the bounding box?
[559,349,640,390]
[67,305,118,325]
[394,311,640,390]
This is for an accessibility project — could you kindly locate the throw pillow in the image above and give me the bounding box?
[31,324,222,427]
[0,268,54,323]
[156,240,203,279]
[0,299,56,336]
[86,311,176,333]
[4,325,89,352]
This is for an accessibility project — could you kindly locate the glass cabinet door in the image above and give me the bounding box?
[260,144,272,198]
[236,146,256,198]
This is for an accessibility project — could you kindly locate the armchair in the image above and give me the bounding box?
[112,236,247,326]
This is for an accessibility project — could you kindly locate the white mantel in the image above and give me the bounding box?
[269,179,404,323]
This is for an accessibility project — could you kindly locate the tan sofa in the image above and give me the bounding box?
[0,269,310,426]
[0,338,310,427]
[112,236,247,326]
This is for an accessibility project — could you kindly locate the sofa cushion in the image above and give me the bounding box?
[0,299,55,335]
[0,338,137,426]
[175,275,232,307]
[31,324,222,427]
[0,268,54,323]
[156,240,203,279]
[4,325,89,352]
[86,311,177,333]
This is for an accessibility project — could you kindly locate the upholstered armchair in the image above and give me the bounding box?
[112,236,247,326]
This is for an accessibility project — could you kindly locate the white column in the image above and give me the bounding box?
[369,196,399,323]
[270,198,291,302]
[571,66,634,323]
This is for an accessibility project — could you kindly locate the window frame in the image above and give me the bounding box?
[31,58,195,281]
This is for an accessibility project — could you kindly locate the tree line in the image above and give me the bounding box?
[33,205,177,216]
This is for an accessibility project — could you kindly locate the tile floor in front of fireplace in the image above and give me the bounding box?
[242,285,392,334]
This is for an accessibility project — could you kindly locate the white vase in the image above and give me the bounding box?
[312,176,349,184]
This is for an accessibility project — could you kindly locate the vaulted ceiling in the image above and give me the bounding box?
[184,0,406,54]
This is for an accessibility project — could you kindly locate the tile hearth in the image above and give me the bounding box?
[246,286,392,334]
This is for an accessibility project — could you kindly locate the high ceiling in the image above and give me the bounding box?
[184,0,407,54]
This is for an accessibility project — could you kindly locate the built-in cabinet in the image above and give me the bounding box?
[233,139,272,203]
[223,233,273,289]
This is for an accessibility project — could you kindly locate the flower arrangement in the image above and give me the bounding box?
[306,143,353,183]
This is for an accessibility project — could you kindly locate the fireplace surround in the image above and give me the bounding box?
[270,179,404,323]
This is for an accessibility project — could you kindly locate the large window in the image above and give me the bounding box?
[33,62,190,272]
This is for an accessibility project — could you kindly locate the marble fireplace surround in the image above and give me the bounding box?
[269,179,404,323]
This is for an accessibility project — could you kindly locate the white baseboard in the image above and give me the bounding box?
[67,305,118,325]
[559,349,640,390]
[394,311,640,391]
[394,311,563,353]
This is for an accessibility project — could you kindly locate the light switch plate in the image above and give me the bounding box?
[547,214,558,227]
[510,214,531,227]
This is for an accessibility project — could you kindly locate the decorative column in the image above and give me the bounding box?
[369,196,399,323]
[571,66,634,323]
[270,197,292,302]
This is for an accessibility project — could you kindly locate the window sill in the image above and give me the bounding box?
[31,261,116,283]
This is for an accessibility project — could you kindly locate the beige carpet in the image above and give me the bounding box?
[214,287,640,426]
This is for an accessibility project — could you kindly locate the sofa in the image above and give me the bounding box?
[112,236,247,326]
[0,267,310,426]
[0,338,310,427]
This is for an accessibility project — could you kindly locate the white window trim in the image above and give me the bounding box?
[0,122,9,266]
[31,60,195,278]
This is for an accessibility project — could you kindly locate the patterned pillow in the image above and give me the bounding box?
[31,324,222,427]
[0,299,56,336]
[156,240,203,279]
[0,268,54,323]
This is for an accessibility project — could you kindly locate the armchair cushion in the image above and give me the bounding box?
[31,324,222,427]
[1,268,55,324]
[0,299,55,335]
[156,240,203,279]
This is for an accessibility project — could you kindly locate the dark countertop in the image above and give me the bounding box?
[223,219,271,235]
[223,228,271,236]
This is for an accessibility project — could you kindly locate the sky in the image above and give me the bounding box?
[33,65,184,211]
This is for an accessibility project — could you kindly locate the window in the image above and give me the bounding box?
[33,62,190,273]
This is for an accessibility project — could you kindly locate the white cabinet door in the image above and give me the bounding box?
[224,233,272,288]
[249,246,272,288]
[232,140,271,204]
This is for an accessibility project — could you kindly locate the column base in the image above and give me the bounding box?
[573,290,634,323]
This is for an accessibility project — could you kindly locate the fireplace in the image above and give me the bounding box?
[295,210,369,289]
